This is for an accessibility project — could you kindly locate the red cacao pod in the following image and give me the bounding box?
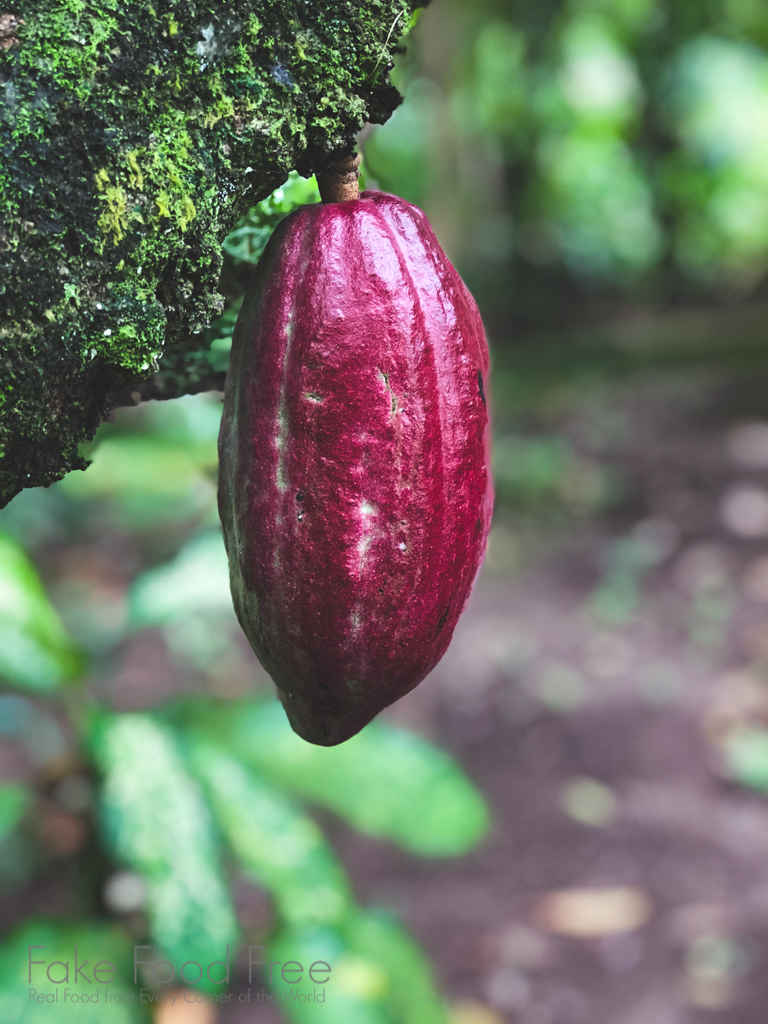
[218,190,492,745]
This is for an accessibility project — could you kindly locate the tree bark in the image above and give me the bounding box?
[0,0,413,506]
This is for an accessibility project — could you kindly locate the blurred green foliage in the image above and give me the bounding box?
[0,921,145,1024]
[192,700,489,857]
[268,910,448,1024]
[188,740,353,928]
[0,535,83,691]
[364,0,768,317]
[724,727,768,791]
[93,714,240,981]
[0,785,29,840]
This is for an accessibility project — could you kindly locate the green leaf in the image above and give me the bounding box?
[0,783,30,838]
[128,532,234,628]
[0,535,83,691]
[191,700,490,857]
[0,919,148,1023]
[266,925,392,1024]
[92,715,238,977]
[345,910,449,1024]
[724,727,768,791]
[222,172,320,265]
[185,738,352,927]
[265,909,448,1024]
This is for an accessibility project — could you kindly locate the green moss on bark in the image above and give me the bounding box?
[0,0,410,505]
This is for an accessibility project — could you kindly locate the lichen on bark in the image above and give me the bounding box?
[0,0,411,507]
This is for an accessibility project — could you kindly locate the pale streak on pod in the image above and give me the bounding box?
[218,191,493,746]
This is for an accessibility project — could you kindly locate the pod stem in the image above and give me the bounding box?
[317,152,362,203]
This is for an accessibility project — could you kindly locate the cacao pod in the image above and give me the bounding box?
[218,189,492,746]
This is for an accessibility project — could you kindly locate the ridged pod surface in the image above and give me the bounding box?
[218,191,492,745]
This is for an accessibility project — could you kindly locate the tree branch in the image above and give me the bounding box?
[111,369,227,407]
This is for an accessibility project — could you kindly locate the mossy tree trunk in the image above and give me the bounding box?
[0,0,413,507]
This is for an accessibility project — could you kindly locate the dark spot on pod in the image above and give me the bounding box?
[436,605,450,631]
[477,370,486,406]
[319,693,345,715]
[296,490,305,502]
